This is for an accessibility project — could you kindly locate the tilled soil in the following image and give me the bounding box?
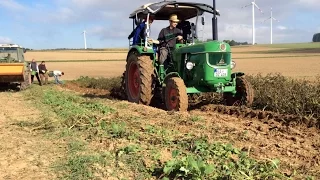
[188,109,320,177]
[63,82,320,178]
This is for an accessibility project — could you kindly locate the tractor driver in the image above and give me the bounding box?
[157,14,183,67]
[5,53,13,62]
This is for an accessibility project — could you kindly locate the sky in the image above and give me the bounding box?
[0,0,319,49]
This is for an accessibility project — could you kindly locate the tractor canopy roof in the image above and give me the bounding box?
[0,44,22,48]
[129,1,220,21]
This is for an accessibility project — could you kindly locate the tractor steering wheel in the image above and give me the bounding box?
[158,35,184,47]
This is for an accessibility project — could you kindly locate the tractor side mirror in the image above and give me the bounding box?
[23,48,27,53]
[201,16,205,25]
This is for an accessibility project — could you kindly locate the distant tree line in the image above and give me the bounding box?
[312,33,320,42]
[222,40,249,46]
[198,39,249,46]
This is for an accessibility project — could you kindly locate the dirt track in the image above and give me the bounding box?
[0,92,61,179]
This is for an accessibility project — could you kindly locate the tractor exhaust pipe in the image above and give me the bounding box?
[212,0,218,40]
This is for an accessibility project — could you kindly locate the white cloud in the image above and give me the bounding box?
[5,0,320,48]
[0,0,26,11]
[0,37,12,44]
[89,25,131,40]
[277,26,287,30]
[296,0,320,9]
[50,7,78,23]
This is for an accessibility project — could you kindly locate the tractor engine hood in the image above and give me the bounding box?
[177,41,233,88]
[175,40,231,54]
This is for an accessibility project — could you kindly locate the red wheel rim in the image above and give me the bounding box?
[167,86,178,109]
[128,62,140,99]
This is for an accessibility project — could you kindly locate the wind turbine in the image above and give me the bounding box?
[242,0,264,45]
[264,7,280,44]
[82,30,87,49]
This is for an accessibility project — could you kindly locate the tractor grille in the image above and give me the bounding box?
[208,53,231,66]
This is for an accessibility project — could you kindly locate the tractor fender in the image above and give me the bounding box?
[126,47,139,60]
[163,72,181,84]
[161,72,181,101]
[126,46,155,61]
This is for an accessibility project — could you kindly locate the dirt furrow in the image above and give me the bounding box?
[0,92,61,180]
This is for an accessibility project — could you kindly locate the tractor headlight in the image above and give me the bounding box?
[186,62,194,70]
[231,61,236,69]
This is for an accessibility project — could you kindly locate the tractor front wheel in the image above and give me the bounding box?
[164,77,188,111]
[224,76,254,107]
[125,54,154,105]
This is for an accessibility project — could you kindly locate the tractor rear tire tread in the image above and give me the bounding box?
[125,54,154,105]
[165,77,188,111]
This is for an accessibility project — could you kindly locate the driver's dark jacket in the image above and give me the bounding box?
[157,26,182,48]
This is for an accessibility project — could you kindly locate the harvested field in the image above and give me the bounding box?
[236,56,320,80]
[25,44,320,81]
[34,56,320,81]
[25,51,127,61]
[42,61,126,80]
[1,43,319,179]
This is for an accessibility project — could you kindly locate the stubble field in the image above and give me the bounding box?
[25,43,320,81]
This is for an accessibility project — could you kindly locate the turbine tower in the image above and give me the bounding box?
[264,7,280,44]
[242,0,264,45]
[83,30,87,49]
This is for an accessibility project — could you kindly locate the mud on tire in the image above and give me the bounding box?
[164,77,188,111]
[125,53,155,105]
[224,76,254,107]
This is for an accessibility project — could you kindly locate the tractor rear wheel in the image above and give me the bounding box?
[164,77,188,111]
[125,54,154,105]
[224,76,254,107]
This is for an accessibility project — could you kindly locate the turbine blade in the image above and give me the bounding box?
[272,17,280,22]
[241,3,252,9]
[254,3,264,14]
[263,17,271,22]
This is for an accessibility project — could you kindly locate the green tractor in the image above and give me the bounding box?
[125,1,254,111]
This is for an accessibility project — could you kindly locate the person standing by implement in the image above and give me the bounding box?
[30,59,42,86]
[38,61,48,85]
